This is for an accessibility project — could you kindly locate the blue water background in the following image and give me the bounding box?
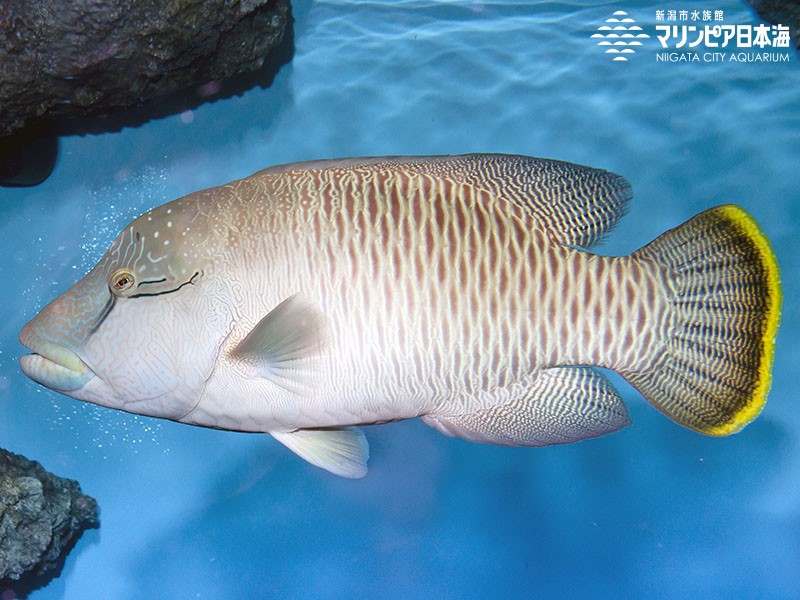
[1,1,798,597]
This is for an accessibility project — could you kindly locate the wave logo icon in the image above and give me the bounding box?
[591,11,650,61]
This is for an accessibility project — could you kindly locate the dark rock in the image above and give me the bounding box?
[0,0,291,139]
[745,0,800,49]
[0,124,58,187]
[0,448,99,586]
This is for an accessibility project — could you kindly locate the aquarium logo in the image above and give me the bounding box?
[591,11,650,61]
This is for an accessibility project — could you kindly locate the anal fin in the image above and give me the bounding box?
[272,427,369,478]
[422,367,631,446]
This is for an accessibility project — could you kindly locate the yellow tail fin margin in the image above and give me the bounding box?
[627,205,781,436]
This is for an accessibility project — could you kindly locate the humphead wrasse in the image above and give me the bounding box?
[19,155,781,477]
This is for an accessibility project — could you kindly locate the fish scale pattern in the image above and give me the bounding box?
[240,157,662,422]
[314,154,634,248]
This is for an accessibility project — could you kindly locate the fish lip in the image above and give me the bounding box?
[19,339,96,393]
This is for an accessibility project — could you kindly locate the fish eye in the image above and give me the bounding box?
[110,269,136,295]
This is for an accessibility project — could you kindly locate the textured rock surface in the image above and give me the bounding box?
[0,0,290,138]
[745,0,800,49]
[0,448,99,582]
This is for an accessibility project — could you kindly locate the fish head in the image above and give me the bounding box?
[20,198,228,420]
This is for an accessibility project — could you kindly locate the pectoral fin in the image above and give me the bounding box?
[422,367,631,446]
[231,295,327,394]
[272,427,369,478]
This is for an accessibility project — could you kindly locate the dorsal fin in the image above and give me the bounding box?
[257,154,632,249]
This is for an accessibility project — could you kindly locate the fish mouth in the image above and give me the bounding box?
[20,341,95,393]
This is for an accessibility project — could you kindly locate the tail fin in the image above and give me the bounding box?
[625,205,781,436]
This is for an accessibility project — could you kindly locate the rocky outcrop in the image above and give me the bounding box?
[0,0,290,139]
[0,448,99,585]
